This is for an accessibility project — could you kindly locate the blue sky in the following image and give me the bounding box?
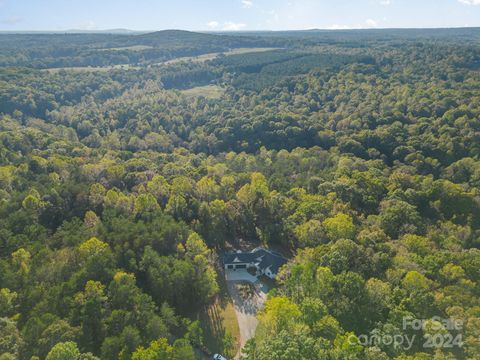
[0,0,479,31]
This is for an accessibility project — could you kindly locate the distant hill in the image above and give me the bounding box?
[0,29,274,51]
[0,29,280,68]
[226,27,480,42]
[131,29,275,49]
[1,28,479,69]
[63,28,146,34]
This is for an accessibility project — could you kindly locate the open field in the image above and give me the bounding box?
[162,47,280,65]
[44,64,141,73]
[97,45,153,51]
[225,47,281,56]
[180,84,225,99]
[164,52,219,65]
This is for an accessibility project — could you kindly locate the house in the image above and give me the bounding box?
[223,248,287,279]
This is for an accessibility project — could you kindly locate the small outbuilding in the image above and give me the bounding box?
[223,248,287,279]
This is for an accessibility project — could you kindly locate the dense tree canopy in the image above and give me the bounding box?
[0,28,479,359]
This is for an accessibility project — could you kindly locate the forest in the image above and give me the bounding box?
[0,28,479,359]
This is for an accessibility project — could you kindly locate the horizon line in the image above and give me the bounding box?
[0,25,479,34]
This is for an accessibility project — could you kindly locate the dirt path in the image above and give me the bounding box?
[225,270,269,359]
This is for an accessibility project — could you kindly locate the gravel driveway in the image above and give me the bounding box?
[225,270,269,358]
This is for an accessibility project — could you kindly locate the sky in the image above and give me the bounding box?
[0,0,479,32]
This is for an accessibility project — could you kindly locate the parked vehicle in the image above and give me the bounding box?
[213,354,228,360]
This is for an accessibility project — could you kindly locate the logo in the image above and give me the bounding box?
[348,316,463,351]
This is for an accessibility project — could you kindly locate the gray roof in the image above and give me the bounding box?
[223,248,287,274]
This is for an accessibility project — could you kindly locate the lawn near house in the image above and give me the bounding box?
[198,248,282,359]
[197,270,241,359]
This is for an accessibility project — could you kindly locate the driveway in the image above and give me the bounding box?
[225,269,259,283]
[225,269,269,358]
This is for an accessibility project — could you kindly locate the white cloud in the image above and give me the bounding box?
[380,0,392,5]
[242,0,253,8]
[365,18,378,28]
[207,21,219,29]
[458,0,480,4]
[327,24,351,30]
[207,20,247,31]
[222,21,247,31]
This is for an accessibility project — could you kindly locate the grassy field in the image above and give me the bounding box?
[225,47,280,56]
[97,45,153,51]
[162,47,280,65]
[164,52,219,65]
[43,48,279,73]
[44,64,141,73]
[197,270,240,358]
[180,85,225,99]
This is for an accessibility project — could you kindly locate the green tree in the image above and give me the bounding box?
[131,338,173,360]
[0,289,17,317]
[172,339,195,360]
[74,281,106,353]
[294,219,325,247]
[0,318,23,358]
[323,213,356,241]
[45,342,98,360]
